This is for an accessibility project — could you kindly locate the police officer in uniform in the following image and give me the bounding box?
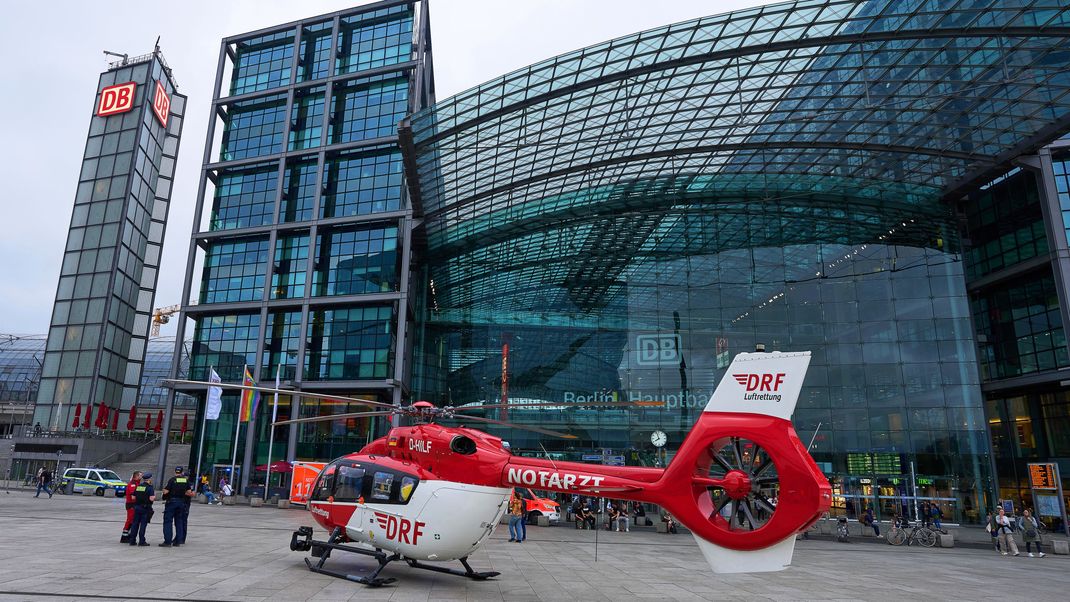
[128,473,155,546]
[160,466,194,547]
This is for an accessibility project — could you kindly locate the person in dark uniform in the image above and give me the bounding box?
[128,473,155,546]
[120,470,142,543]
[160,466,194,547]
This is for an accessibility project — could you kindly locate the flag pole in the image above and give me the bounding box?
[193,365,212,497]
[229,364,244,494]
[264,363,281,501]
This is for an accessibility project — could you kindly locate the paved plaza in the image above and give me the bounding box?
[0,488,1067,601]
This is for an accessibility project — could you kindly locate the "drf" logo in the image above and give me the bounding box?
[152,80,171,127]
[636,334,681,366]
[97,82,136,117]
[373,511,425,545]
[733,373,786,392]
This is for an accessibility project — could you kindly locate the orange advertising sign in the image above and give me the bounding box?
[289,461,327,506]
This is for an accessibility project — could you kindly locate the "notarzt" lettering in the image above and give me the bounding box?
[506,467,604,490]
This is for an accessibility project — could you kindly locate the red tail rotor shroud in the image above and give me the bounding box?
[498,412,830,551]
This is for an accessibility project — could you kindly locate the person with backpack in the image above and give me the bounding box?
[1020,509,1046,558]
[995,507,1019,556]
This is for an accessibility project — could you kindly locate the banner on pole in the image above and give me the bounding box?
[206,368,223,420]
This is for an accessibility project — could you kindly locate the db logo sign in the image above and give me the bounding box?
[152,80,171,127]
[97,82,136,117]
[733,373,786,392]
[636,334,681,366]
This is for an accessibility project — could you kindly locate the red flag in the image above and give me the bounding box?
[154,410,163,434]
[95,402,106,428]
[111,407,119,430]
[144,414,151,432]
[72,403,82,429]
[127,406,138,431]
[82,403,91,429]
[180,413,188,437]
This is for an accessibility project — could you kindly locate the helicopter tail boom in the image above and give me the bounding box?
[499,351,829,574]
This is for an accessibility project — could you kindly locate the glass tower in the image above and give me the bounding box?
[33,51,186,431]
[165,0,433,492]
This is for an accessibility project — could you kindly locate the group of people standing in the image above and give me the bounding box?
[987,506,1047,558]
[121,467,196,547]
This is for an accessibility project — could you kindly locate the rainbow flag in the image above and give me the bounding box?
[239,367,260,423]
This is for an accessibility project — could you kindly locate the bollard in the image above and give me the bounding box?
[1052,540,1069,555]
[278,499,291,509]
[938,532,954,548]
[250,497,264,508]
[222,496,236,506]
[196,494,207,504]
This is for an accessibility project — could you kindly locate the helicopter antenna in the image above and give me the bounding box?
[539,443,558,470]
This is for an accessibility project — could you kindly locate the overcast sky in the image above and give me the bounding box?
[0,0,775,337]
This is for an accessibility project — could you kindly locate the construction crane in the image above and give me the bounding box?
[151,305,181,337]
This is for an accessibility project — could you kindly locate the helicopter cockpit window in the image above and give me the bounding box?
[400,476,417,502]
[311,465,337,502]
[333,465,366,502]
[371,471,394,501]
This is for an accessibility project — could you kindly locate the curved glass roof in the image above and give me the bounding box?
[404,0,1070,314]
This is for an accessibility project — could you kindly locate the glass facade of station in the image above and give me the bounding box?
[169,0,433,491]
[401,0,1070,524]
[32,54,186,431]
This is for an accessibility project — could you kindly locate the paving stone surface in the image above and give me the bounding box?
[0,488,1067,601]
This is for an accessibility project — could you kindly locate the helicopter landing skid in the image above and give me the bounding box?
[405,557,500,580]
[293,527,400,587]
[291,526,499,586]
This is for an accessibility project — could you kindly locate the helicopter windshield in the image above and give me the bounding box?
[312,459,420,505]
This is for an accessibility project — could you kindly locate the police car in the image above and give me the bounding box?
[59,467,127,497]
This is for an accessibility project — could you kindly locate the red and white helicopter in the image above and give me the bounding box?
[171,351,830,586]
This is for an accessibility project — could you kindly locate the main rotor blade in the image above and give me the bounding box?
[442,413,577,439]
[273,410,397,426]
[163,379,396,411]
[451,400,664,412]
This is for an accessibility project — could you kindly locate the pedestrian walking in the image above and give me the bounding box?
[121,471,142,543]
[995,507,1019,556]
[986,512,1001,552]
[35,468,53,498]
[160,467,194,547]
[128,473,155,546]
[508,490,524,543]
[1020,509,1046,558]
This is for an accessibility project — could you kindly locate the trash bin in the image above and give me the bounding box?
[63,480,75,495]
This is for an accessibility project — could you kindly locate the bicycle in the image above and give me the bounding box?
[888,519,936,547]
